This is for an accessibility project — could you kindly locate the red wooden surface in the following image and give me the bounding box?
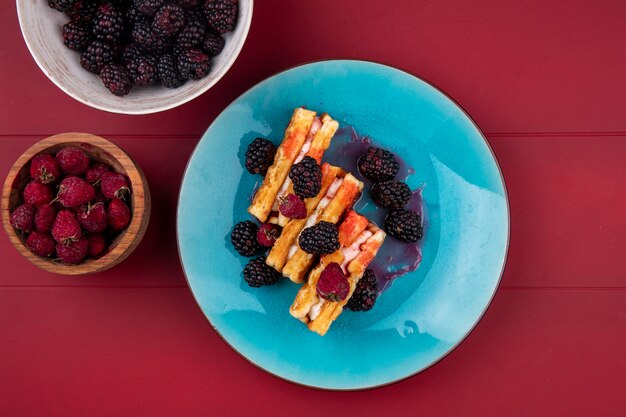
[1,1,625,416]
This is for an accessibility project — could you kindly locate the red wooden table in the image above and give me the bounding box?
[2,1,625,416]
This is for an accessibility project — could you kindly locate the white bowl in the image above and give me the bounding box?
[16,0,253,114]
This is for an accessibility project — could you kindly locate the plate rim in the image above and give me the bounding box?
[176,58,511,391]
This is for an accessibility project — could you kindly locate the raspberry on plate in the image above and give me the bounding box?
[278,194,306,219]
[316,262,349,302]
[257,223,281,247]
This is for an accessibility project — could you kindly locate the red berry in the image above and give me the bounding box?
[56,236,89,264]
[87,233,107,258]
[26,232,56,257]
[256,223,282,247]
[57,176,95,208]
[317,262,350,302]
[85,163,111,183]
[76,202,107,233]
[34,204,57,233]
[278,194,306,219]
[52,209,82,245]
[23,181,53,206]
[29,154,61,184]
[10,204,36,232]
[108,198,130,231]
[56,147,90,175]
[100,171,130,199]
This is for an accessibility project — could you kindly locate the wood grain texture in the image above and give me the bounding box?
[1,133,151,275]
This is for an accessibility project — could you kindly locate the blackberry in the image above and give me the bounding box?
[125,53,158,85]
[131,21,172,54]
[299,221,339,255]
[177,48,211,79]
[244,138,276,175]
[121,43,142,62]
[346,269,378,311]
[243,257,280,287]
[289,156,322,199]
[135,0,164,17]
[80,40,116,73]
[176,14,206,49]
[48,0,75,12]
[62,20,92,51]
[125,5,145,24]
[357,147,400,182]
[65,0,98,23]
[203,0,238,34]
[230,220,260,257]
[384,209,423,243]
[202,29,224,55]
[157,54,186,88]
[152,4,186,38]
[371,180,411,208]
[92,3,125,44]
[99,63,132,96]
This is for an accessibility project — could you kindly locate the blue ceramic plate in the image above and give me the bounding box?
[177,60,509,390]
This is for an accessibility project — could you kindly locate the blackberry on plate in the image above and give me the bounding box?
[289,156,322,199]
[245,138,276,175]
[92,3,125,44]
[48,0,76,12]
[80,40,116,73]
[203,0,238,34]
[65,0,98,23]
[135,0,164,17]
[152,4,186,38]
[176,14,206,49]
[202,29,224,56]
[346,269,378,311]
[357,147,400,182]
[243,257,280,287]
[371,180,411,208]
[125,53,158,85]
[99,63,132,96]
[62,20,92,51]
[131,21,172,54]
[230,220,260,257]
[384,209,423,243]
[177,48,211,79]
[299,221,340,255]
[157,54,186,88]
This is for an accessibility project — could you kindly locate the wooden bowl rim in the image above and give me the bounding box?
[1,133,151,275]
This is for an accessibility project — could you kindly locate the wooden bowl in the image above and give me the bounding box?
[1,133,151,275]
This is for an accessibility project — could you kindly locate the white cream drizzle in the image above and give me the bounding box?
[340,230,373,272]
[308,296,325,321]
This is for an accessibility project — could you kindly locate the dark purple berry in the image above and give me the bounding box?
[62,20,92,51]
[80,40,116,73]
[202,29,224,55]
[92,3,125,44]
[99,63,132,96]
[177,48,210,80]
[203,0,238,34]
[152,4,186,38]
[156,54,186,88]
[125,53,158,85]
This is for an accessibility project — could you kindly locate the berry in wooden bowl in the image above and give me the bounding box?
[1,133,151,275]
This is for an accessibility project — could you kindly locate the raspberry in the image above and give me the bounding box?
[202,30,224,55]
[384,209,423,242]
[56,236,89,264]
[57,176,96,208]
[108,198,131,231]
[80,40,116,73]
[299,221,339,254]
[99,63,133,96]
[371,180,411,209]
[357,147,400,182]
[135,0,164,17]
[316,262,349,302]
[157,54,186,88]
[48,0,76,12]
[152,4,186,38]
[87,233,107,257]
[30,154,61,184]
[289,156,322,199]
[10,204,36,233]
[92,3,125,44]
[77,202,108,233]
[100,172,130,199]
[26,232,56,257]
[62,20,92,51]
[131,21,172,54]
[203,0,238,34]
[66,0,99,23]
[52,209,82,245]
[35,204,57,233]
[230,220,259,257]
[176,14,205,49]
[85,163,111,183]
[256,223,281,247]
[346,269,378,311]
[23,181,53,206]
[244,138,276,175]
[177,48,210,79]
[242,257,280,287]
[278,194,306,219]
[125,53,158,85]
[56,147,90,175]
